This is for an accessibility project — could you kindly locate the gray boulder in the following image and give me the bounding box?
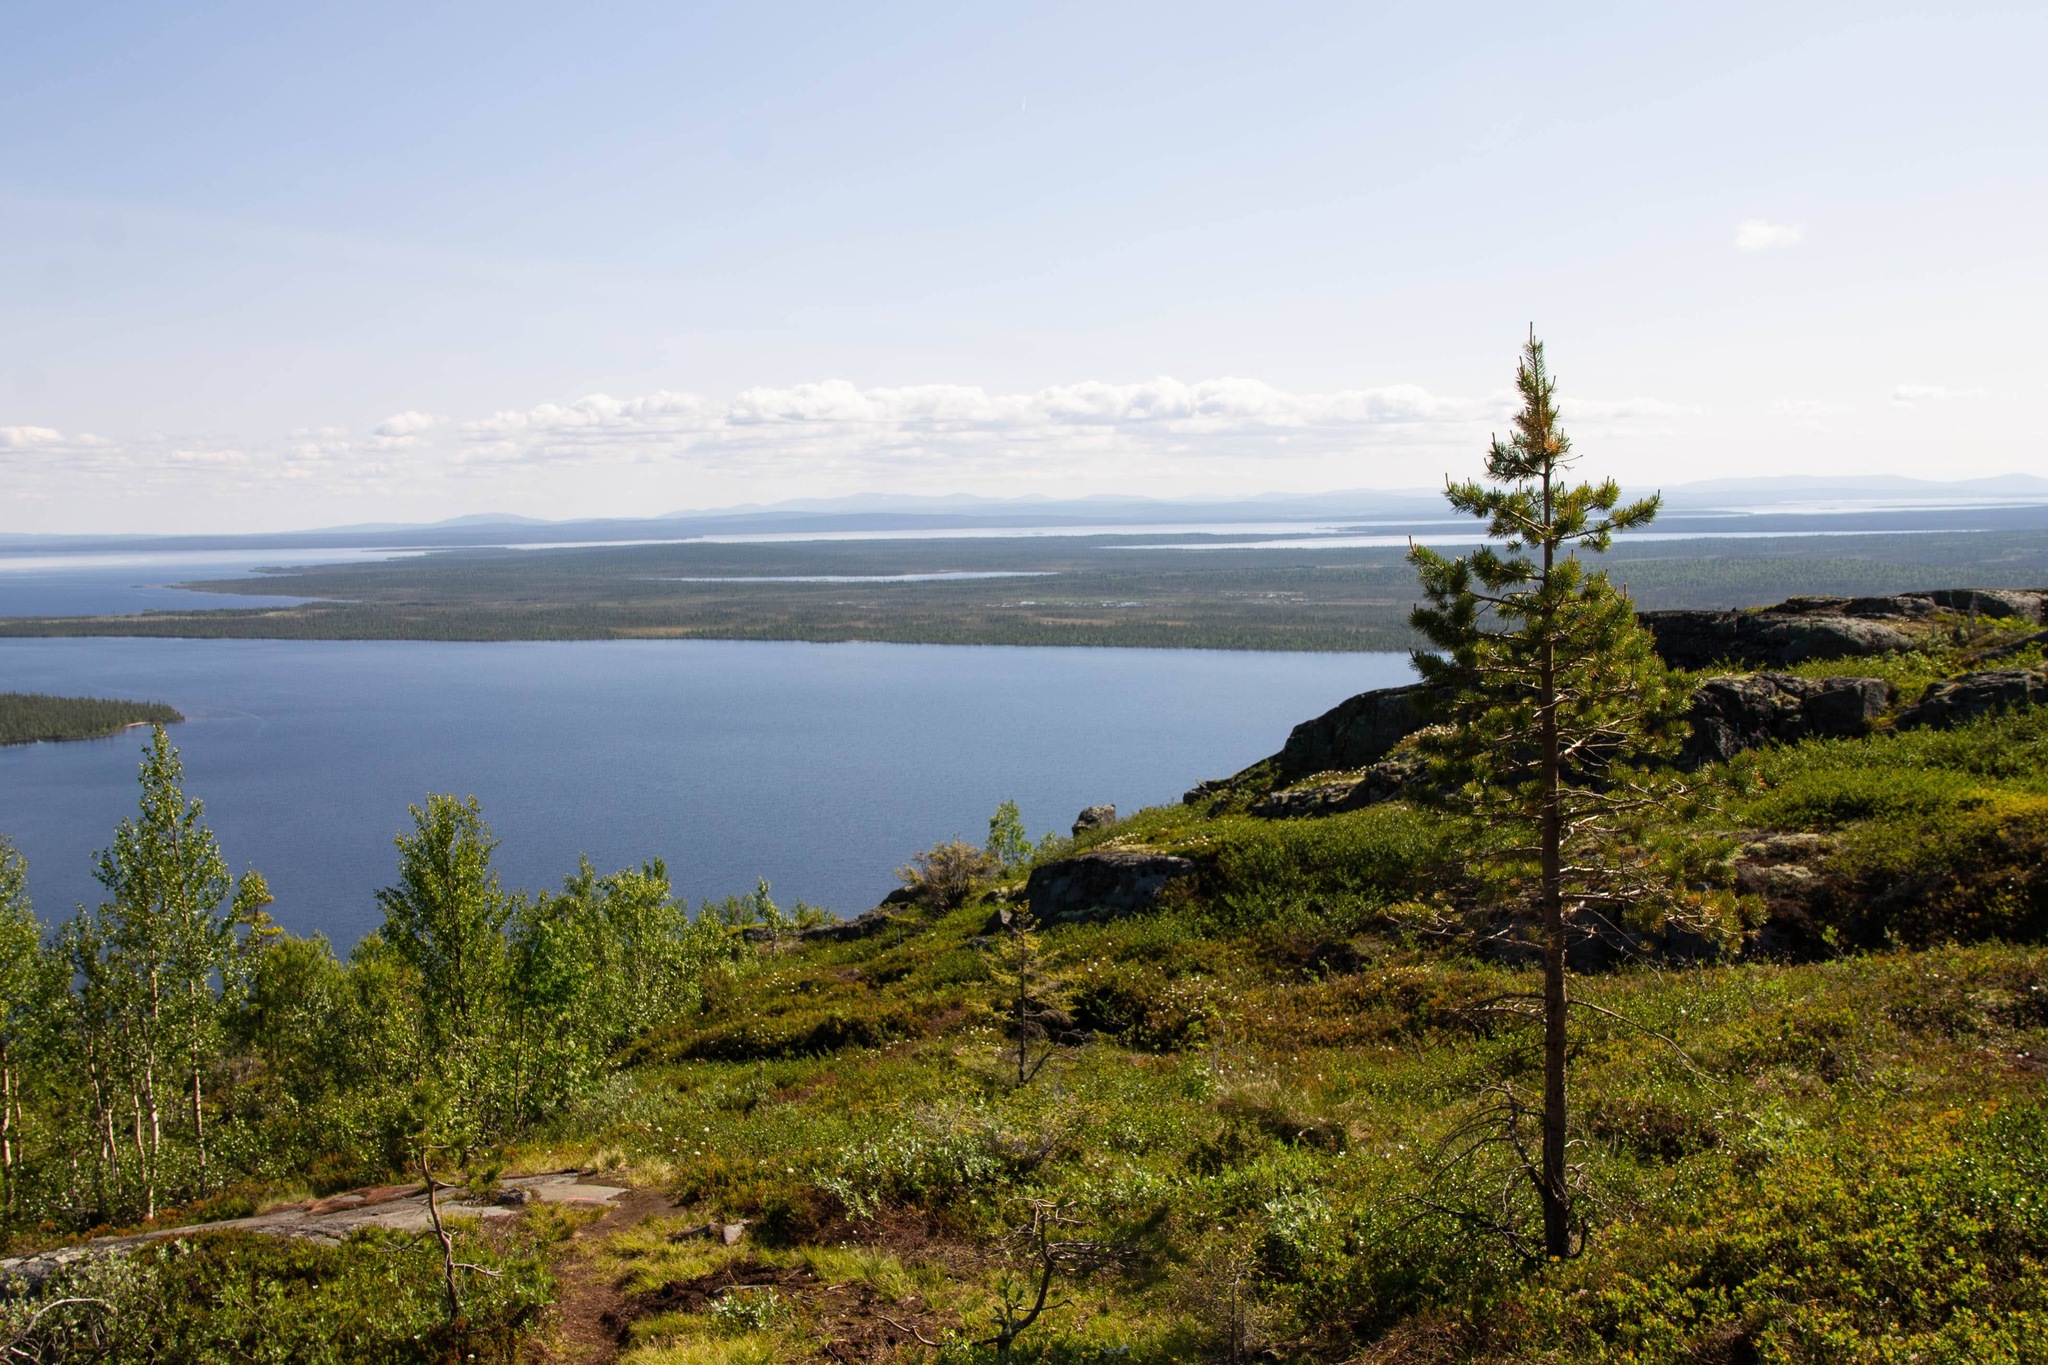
[1024,849,1195,924]
[1683,674,1891,765]
[1274,684,1428,783]
[1922,588,2048,623]
[1250,747,1430,818]
[1641,609,1913,670]
[799,907,901,943]
[1071,804,1118,837]
[1896,668,2048,731]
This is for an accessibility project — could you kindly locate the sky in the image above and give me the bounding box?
[2,0,2043,534]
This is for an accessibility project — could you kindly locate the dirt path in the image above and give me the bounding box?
[533,1186,677,1364]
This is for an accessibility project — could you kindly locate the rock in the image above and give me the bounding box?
[1923,588,2048,623]
[1024,849,1196,924]
[1181,778,1230,805]
[670,1220,747,1245]
[799,907,901,943]
[1072,805,1118,837]
[1640,609,1914,670]
[879,885,920,906]
[1274,684,1429,784]
[1982,629,2048,662]
[1842,595,1941,618]
[1896,667,2048,731]
[982,905,1015,933]
[1251,779,1370,819]
[1250,747,1429,818]
[493,1185,536,1207]
[1752,615,1915,661]
[1682,673,1891,765]
[1732,833,1837,958]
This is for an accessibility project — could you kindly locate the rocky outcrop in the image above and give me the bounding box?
[1273,684,1428,784]
[1640,609,1913,670]
[1071,804,1118,836]
[1024,849,1195,924]
[0,1172,624,1284]
[799,906,902,943]
[1896,667,2048,731]
[1921,588,2048,622]
[1250,747,1430,819]
[1683,674,1891,765]
[1732,832,1837,958]
[1981,629,2048,663]
[1640,588,2047,670]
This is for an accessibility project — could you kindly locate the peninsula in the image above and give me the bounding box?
[0,691,185,746]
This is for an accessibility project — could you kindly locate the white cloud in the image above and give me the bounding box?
[1734,219,1803,251]
[0,425,68,450]
[0,375,1697,523]
[1892,384,1985,404]
[1772,399,1850,417]
[373,410,440,438]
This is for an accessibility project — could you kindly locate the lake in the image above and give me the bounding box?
[0,639,1410,946]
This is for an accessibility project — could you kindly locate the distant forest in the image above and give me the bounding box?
[4,528,2048,651]
[0,693,184,746]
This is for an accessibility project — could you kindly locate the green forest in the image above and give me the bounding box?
[0,693,183,746]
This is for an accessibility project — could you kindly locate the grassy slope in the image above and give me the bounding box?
[492,632,2048,1364]
[0,692,183,745]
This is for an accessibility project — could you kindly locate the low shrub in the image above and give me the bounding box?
[1517,1103,2048,1364]
[0,1227,550,1364]
[1828,798,2048,946]
[1197,807,1450,933]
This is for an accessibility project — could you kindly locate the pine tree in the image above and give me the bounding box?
[1407,331,1688,1258]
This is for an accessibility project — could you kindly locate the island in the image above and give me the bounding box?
[0,692,184,745]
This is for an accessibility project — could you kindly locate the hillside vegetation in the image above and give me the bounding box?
[1,601,2046,1362]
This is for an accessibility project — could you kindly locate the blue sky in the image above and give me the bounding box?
[3,1,2042,532]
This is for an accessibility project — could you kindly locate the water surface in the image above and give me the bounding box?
[0,639,1407,946]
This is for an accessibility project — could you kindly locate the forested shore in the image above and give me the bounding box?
[0,693,182,746]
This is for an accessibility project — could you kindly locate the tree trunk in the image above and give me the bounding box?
[1,1057,15,1209]
[1539,472,1571,1260]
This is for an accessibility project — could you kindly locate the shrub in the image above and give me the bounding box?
[1829,798,2048,946]
[898,840,996,912]
[0,1227,550,1364]
[1198,808,1449,933]
[1517,1104,2048,1363]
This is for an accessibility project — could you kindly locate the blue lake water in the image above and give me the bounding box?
[0,639,1409,946]
[0,549,414,616]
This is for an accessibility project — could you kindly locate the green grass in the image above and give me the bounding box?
[0,691,183,744]
[526,685,2048,1363]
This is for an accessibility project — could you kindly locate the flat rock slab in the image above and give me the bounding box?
[0,1172,626,1283]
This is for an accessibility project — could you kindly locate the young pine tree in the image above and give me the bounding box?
[1408,331,1693,1259]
